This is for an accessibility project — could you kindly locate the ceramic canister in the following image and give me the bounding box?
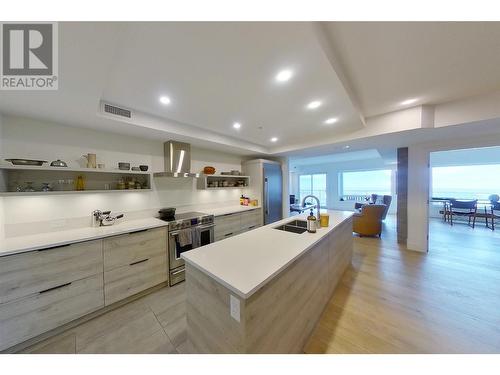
[83,153,97,168]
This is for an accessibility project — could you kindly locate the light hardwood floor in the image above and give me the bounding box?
[20,215,500,354]
[304,216,500,353]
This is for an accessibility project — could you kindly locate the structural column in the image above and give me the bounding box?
[396,147,408,245]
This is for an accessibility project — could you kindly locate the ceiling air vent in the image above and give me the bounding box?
[103,103,131,118]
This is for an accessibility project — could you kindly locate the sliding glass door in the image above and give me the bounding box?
[298,173,327,207]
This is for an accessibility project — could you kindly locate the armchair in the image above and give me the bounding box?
[352,204,386,237]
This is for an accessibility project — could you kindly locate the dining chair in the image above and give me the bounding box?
[442,200,450,222]
[449,199,478,228]
[486,202,500,231]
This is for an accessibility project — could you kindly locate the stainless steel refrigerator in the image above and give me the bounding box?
[263,162,283,225]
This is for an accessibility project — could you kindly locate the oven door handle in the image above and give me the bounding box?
[195,223,216,230]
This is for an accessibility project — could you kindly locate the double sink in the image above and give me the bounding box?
[274,219,308,234]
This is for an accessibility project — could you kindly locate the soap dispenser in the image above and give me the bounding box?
[307,209,317,233]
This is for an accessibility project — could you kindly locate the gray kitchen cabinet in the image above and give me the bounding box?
[0,240,105,351]
[240,208,262,232]
[0,226,169,351]
[102,227,168,305]
[214,213,242,241]
[214,208,262,241]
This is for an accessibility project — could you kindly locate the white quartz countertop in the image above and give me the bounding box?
[182,210,353,299]
[201,205,261,217]
[0,205,259,257]
[0,218,168,257]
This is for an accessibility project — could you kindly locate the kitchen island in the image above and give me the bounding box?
[182,210,353,353]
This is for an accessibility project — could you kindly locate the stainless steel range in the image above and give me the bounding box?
[160,211,215,286]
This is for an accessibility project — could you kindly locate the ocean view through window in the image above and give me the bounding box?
[431,165,500,200]
[340,169,392,197]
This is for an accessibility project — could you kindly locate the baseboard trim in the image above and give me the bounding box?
[406,241,428,253]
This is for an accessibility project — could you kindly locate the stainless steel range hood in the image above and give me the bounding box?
[153,141,200,178]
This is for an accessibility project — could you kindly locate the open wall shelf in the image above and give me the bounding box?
[197,174,250,190]
[0,165,152,195]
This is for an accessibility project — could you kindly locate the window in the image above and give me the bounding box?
[432,164,500,200]
[340,169,392,198]
[299,173,327,207]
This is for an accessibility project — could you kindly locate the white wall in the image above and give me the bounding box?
[275,106,427,154]
[289,158,397,214]
[434,90,500,128]
[0,116,248,229]
[407,146,430,252]
[279,156,290,219]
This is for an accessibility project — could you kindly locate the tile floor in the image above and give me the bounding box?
[22,282,187,354]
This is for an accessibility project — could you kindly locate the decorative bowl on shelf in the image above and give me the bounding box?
[203,166,216,175]
[50,159,68,167]
[5,159,47,166]
[118,162,130,170]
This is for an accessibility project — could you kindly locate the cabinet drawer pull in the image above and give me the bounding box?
[39,282,72,294]
[224,232,233,237]
[171,268,185,276]
[128,229,149,235]
[37,244,71,252]
[219,213,236,217]
[129,258,149,266]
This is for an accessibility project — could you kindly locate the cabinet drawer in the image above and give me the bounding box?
[0,274,104,351]
[0,240,103,305]
[214,213,241,241]
[215,231,238,241]
[240,209,262,231]
[104,253,167,305]
[103,227,167,271]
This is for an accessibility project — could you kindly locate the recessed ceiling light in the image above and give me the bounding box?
[324,117,338,125]
[275,69,293,83]
[159,96,171,105]
[270,137,278,143]
[233,122,241,129]
[306,100,322,110]
[401,98,417,106]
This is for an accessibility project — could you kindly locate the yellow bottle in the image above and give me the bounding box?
[75,175,85,191]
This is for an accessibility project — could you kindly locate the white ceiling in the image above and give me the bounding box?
[290,149,381,167]
[324,22,500,117]
[1,22,500,156]
[103,22,362,147]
